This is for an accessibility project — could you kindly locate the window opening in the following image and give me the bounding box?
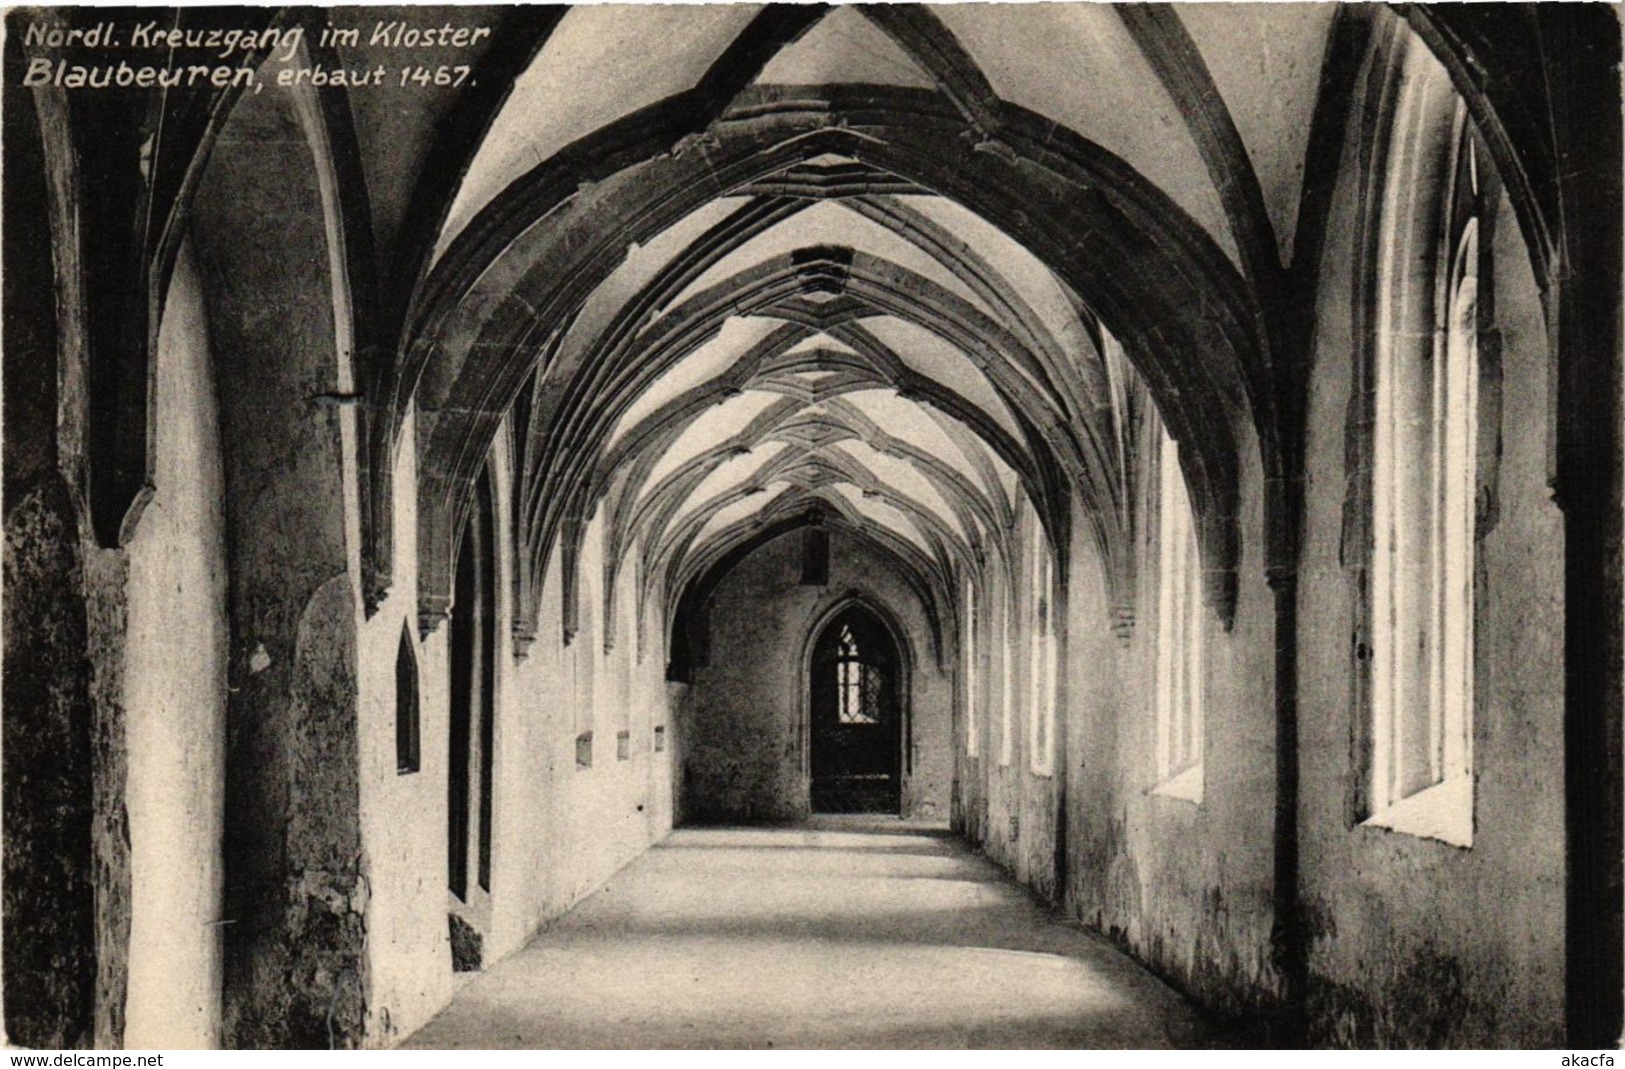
[396,623,421,775]
[998,575,1014,768]
[964,576,980,759]
[836,624,880,724]
[1365,83,1480,846]
[1028,520,1057,776]
[1153,429,1204,801]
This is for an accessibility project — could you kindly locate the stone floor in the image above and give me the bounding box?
[402,819,1207,1048]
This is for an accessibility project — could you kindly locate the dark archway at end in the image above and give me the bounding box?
[808,605,904,815]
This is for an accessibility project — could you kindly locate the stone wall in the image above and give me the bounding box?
[2,68,97,1049]
[359,441,675,1047]
[680,529,952,824]
[960,462,1282,1028]
[960,36,1567,1047]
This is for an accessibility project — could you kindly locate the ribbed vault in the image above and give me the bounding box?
[393,4,1299,657]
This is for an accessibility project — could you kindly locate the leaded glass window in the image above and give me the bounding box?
[836,625,880,724]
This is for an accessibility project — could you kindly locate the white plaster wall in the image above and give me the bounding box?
[123,242,228,1049]
[483,493,674,959]
[482,507,674,962]
[360,437,675,1048]
[358,407,458,1047]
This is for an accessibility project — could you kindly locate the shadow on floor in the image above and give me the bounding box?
[401,823,1211,1050]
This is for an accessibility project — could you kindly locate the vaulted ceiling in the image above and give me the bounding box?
[62,2,1566,651]
[376,1,1356,646]
[63,3,1584,654]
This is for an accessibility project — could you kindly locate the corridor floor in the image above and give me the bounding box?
[402,820,1208,1048]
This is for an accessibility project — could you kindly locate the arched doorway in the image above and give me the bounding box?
[809,606,903,814]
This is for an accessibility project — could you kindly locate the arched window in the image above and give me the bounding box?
[811,605,902,813]
[1028,520,1057,777]
[395,622,421,775]
[998,570,1015,768]
[1362,45,1487,847]
[963,576,980,759]
[835,624,880,724]
[1153,428,1204,801]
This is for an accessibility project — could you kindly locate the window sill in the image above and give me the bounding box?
[1363,775,1473,847]
[1149,762,1204,804]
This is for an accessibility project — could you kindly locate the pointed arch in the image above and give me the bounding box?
[407,86,1262,638]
